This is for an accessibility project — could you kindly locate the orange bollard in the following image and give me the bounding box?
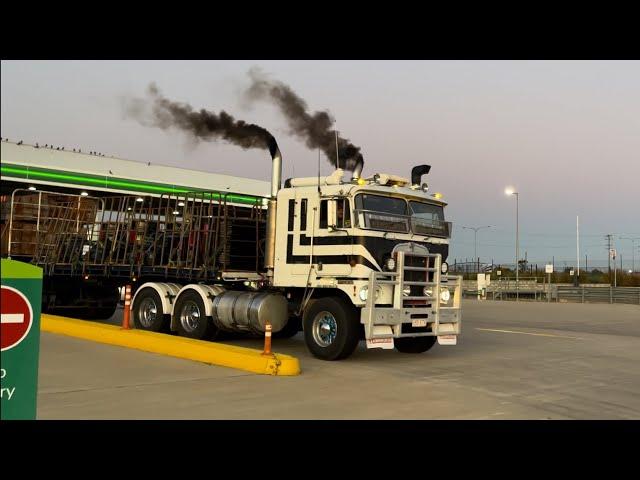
[262,321,272,356]
[122,284,132,330]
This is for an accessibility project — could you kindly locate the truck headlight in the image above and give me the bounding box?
[441,262,448,274]
[440,288,451,304]
[359,286,369,301]
[403,286,411,297]
[360,285,382,301]
[385,257,396,271]
[423,287,433,297]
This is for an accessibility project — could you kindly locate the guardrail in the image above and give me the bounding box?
[461,280,640,305]
[556,286,640,305]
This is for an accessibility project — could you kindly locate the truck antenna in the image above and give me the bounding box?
[335,130,340,170]
[317,147,321,194]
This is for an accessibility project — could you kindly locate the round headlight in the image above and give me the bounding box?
[421,182,429,192]
[403,286,411,297]
[385,257,396,271]
[359,286,369,301]
[423,287,433,297]
[440,288,451,303]
[441,262,449,274]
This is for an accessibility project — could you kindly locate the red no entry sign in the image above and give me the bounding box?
[1,285,34,351]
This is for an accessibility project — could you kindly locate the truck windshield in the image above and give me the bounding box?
[355,193,409,233]
[409,201,448,236]
[355,193,450,237]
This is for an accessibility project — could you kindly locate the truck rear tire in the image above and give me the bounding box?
[395,336,437,354]
[303,297,360,361]
[173,290,217,340]
[132,287,169,332]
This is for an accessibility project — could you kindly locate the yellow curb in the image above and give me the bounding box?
[41,314,300,376]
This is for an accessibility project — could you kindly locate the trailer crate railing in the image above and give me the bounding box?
[6,189,267,282]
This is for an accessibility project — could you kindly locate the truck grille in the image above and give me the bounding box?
[401,253,437,309]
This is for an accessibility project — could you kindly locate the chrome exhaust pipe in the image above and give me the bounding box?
[350,153,364,180]
[268,138,282,198]
[265,138,281,275]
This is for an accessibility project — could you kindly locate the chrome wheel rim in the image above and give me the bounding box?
[180,300,201,333]
[138,297,157,328]
[312,311,337,347]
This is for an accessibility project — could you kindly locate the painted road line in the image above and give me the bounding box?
[475,328,583,340]
[1,314,25,324]
[41,314,300,376]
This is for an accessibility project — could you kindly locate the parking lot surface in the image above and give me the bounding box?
[37,300,640,419]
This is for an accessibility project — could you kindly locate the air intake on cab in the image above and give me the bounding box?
[411,165,431,187]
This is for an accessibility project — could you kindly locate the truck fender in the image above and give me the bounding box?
[171,284,225,331]
[131,282,182,317]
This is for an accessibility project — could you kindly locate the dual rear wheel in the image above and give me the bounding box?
[132,288,216,339]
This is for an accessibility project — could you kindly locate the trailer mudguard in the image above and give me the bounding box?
[131,282,182,317]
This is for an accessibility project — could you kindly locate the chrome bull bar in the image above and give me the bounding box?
[361,251,462,340]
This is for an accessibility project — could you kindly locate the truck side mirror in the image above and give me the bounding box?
[327,200,337,228]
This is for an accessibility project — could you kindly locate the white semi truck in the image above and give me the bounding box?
[1,140,461,360]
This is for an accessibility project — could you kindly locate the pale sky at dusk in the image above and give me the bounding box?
[2,60,639,268]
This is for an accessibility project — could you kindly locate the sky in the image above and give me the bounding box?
[2,60,639,268]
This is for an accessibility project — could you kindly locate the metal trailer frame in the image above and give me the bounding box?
[5,189,267,283]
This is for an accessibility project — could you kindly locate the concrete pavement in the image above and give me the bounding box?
[36,300,640,419]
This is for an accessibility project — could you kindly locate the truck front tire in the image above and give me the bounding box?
[303,297,360,361]
[395,336,437,353]
[132,287,169,332]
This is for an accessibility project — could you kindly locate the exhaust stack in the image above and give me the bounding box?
[351,153,364,180]
[264,137,282,275]
[268,138,282,197]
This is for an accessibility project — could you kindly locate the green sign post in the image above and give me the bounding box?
[1,259,43,420]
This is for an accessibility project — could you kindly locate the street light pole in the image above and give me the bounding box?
[461,225,492,265]
[515,193,519,301]
[505,188,519,301]
[620,237,639,273]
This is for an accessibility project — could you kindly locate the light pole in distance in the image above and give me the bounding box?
[461,225,492,267]
[619,236,639,273]
[505,187,519,301]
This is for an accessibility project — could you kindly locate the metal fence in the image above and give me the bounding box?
[555,286,640,305]
[461,279,640,305]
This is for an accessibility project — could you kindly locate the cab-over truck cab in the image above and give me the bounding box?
[272,166,462,360]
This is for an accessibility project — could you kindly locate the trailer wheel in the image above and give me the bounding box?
[273,316,301,339]
[395,336,437,354]
[132,288,169,332]
[173,290,216,340]
[303,297,360,361]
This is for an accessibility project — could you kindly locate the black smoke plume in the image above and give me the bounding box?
[243,68,364,173]
[124,83,278,156]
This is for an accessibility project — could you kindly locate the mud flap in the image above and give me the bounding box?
[365,325,395,349]
[436,323,458,345]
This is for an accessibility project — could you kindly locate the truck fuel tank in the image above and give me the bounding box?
[211,290,288,335]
